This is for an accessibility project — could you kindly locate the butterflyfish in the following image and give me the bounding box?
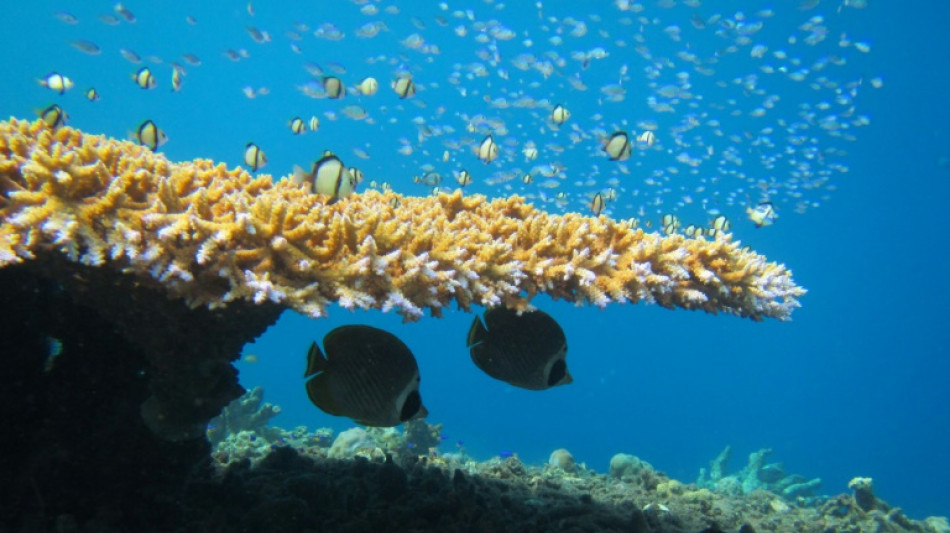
[747,202,778,227]
[467,307,572,391]
[244,142,267,171]
[603,131,632,161]
[477,134,499,163]
[304,325,428,427]
[135,120,168,151]
[293,151,357,202]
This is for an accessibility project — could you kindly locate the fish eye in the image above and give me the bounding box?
[548,359,568,387]
[400,390,424,421]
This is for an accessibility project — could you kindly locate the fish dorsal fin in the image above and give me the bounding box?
[292,164,310,187]
[466,314,489,348]
[304,341,328,377]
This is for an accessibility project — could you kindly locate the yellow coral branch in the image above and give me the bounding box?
[0,119,806,321]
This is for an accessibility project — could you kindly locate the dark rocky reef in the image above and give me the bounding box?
[0,253,281,531]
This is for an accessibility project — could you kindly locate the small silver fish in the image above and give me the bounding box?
[114,3,136,23]
[71,40,102,55]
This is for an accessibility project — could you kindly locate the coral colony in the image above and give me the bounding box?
[0,119,803,323]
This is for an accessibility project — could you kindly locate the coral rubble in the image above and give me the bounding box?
[185,429,948,533]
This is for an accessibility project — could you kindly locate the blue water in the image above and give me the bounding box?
[3,0,948,520]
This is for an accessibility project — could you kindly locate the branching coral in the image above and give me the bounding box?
[0,119,805,321]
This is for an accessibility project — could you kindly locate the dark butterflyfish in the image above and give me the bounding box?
[304,325,428,427]
[466,307,572,390]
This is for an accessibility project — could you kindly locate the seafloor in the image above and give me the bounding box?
[3,248,948,533]
[183,400,949,533]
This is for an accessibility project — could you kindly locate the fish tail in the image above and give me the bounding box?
[291,165,309,186]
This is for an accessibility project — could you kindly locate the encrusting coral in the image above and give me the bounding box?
[0,119,805,321]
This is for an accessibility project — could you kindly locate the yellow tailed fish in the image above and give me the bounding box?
[392,76,416,98]
[477,134,499,163]
[244,142,266,171]
[38,104,68,128]
[590,192,606,215]
[603,131,632,161]
[293,151,356,202]
[551,104,570,125]
[637,130,656,147]
[747,201,777,228]
[39,72,74,94]
[358,77,379,95]
[135,119,168,151]
[323,76,345,98]
[456,169,472,186]
[132,67,156,89]
[289,117,306,134]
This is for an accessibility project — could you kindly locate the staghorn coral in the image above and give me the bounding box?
[0,119,805,321]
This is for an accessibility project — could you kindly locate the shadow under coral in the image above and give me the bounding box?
[0,254,281,531]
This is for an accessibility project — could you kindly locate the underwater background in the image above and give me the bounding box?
[2,0,947,521]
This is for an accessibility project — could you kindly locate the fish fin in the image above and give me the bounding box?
[414,404,429,420]
[466,314,488,347]
[304,373,343,416]
[304,341,327,377]
[292,165,309,187]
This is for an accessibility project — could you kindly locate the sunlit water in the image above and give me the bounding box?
[3,0,949,519]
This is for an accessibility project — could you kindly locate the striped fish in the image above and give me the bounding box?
[304,325,427,427]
